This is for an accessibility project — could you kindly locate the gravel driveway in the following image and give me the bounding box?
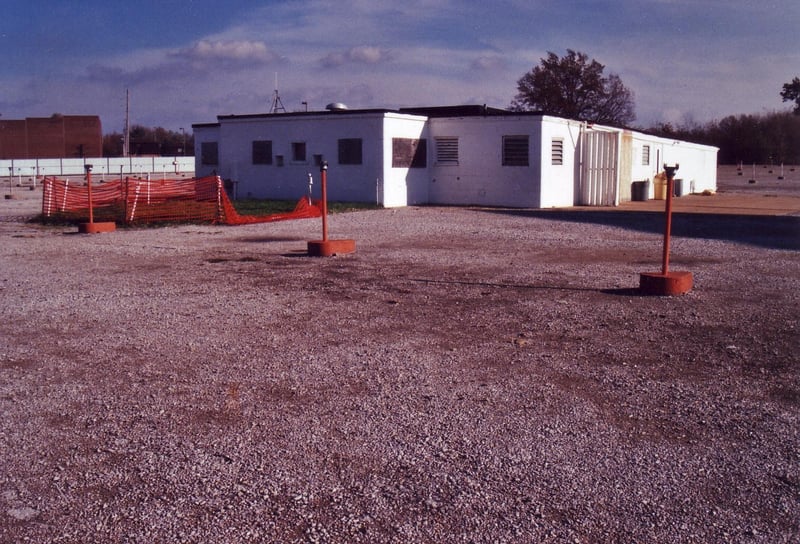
[1,169,798,543]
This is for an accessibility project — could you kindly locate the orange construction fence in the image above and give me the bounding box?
[41,175,321,226]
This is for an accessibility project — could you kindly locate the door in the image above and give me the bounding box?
[578,130,619,206]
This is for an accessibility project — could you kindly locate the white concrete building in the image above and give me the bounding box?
[192,105,717,208]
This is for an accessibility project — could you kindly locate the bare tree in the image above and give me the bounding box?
[511,50,636,126]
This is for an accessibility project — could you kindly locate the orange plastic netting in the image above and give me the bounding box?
[41,175,321,226]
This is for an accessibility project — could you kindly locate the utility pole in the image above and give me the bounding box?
[123,89,130,158]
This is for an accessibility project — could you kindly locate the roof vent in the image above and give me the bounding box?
[325,102,348,111]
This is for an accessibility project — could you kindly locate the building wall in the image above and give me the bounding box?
[193,112,430,206]
[427,116,543,207]
[382,114,429,207]
[199,114,393,202]
[194,124,220,179]
[630,133,718,196]
[0,120,28,159]
[539,117,582,207]
[192,110,718,208]
[0,116,101,159]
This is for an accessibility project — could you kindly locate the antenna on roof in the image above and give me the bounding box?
[269,72,286,114]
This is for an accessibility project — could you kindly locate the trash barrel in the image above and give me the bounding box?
[631,180,649,201]
[653,175,667,200]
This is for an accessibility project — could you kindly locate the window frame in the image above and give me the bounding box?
[502,135,529,167]
[392,138,427,169]
[291,141,307,163]
[200,141,218,166]
[551,138,564,166]
[338,138,363,165]
[252,140,272,165]
[435,137,459,165]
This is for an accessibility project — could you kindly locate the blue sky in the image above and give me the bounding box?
[1,0,797,133]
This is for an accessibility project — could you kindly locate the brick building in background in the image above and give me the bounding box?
[0,115,102,159]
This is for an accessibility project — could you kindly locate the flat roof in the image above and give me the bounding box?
[197,105,545,126]
[398,105,543,117]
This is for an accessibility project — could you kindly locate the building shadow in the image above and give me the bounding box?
[479,209,800,251]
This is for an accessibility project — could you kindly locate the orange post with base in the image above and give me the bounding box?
[78,164,116,234]
[307,161,355,257]
[639,163,693,295]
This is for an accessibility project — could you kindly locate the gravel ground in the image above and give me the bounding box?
[1,168,798,543]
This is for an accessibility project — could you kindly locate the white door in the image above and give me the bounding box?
[578,131,619,206]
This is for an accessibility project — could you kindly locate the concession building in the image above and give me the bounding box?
[192,105,717,208]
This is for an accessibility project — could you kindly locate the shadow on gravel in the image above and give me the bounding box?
[481,209,800,251]
[410,277,636,295]
[236,236,307,243]
[412,279,656,297]
[601,287,648,297]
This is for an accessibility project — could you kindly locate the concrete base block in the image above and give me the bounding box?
[639,271,693,296]
[307,239,356,257]
[78,222,117,234]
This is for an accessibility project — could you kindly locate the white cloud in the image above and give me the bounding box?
[320,46,393,68]
[470,56,508,72]
[182,40,270,62]
[174,40,282,66]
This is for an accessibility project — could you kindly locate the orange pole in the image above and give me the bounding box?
[85,164,94,224]
[320,161,329,242]
[661,165,678,274]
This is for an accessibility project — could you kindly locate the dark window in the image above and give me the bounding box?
[201,142,218,166]
[551,138,564,165]
[338,138,363,165]
[313,154,324,167]
[252,140,272,164]
[503,135,529,166]
[642,145,650,166]
[436,137,458,165]
[392,138,427,168]
[275,155,284,167]
[292,142,307,162]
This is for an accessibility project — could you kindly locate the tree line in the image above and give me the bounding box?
[102,126,193,157]
[512,51,800,165]
[647,112,800,165]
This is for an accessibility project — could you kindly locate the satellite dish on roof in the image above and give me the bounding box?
[325,102,348,111]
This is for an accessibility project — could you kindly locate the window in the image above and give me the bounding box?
[338,138,363,165]
[291,142,307,162]
[642,145,650,166]
[435,137,458,165]
[502,135,529,166]
[252,140,272,165]
[275,155,284,167]
[551,138,564,165]
[313,154,324,167]
[392,138,427,168]
[200,142,218,166]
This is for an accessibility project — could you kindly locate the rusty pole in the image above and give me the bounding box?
[660,164,679,274]
[85,164,94,225]
[320,161,329,242]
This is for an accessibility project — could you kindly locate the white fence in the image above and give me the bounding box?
[0,157,195,180]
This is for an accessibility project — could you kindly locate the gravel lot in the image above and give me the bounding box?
[1,168,799,543]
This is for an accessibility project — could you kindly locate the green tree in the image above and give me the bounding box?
[511,49,636,126]
[780,77,800,115]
